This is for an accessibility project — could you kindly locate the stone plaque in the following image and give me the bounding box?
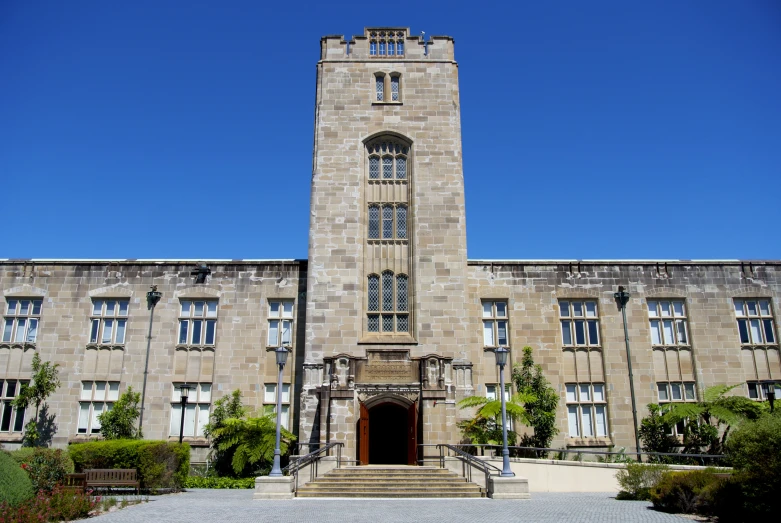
[356,350,419,384]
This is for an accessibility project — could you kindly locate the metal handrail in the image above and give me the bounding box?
[282,441,343,494]
[452,444,724,464]
[419,443,502,489]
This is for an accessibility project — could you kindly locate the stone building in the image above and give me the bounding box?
[1,28,780,465]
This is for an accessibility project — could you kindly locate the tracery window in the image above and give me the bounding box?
[364,136,413,338]
[367,272,409,333]
[369,30,405,57]
[367,141,408,180]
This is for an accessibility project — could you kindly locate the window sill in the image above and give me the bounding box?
[358,335,417,345]
[0,342,36,350]
[372,101,403,106]
[167,436,209,447]
[69,434,104,443]
[366,239,409,244]
[85,343,125,350]
[565,437,613,447]
[0,434,23,442]
[175,344,216,350]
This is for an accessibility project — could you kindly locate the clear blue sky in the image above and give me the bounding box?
[2,1,779,260]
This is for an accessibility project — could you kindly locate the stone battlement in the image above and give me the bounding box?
[320,27,455,61]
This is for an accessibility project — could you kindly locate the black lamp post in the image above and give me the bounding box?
[614,286,641,462]
[178,383,191,444]
[766,380,776,413]
[269,346,290,477]
[139,285,162,435]
[494,347,515,477]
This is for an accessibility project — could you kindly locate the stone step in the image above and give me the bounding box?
[319,474,466,480]
[327,468,454,475]
[296,490,484,498]
[295,465,485,498]
[300,483,480,491]
[307,479,469,485]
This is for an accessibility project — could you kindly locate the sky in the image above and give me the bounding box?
[1,1,780,261]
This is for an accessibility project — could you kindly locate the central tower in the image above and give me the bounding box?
[300,28,475,464]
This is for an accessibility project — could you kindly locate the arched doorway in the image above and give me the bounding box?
[357,395,417,465]
[369,403,407,464]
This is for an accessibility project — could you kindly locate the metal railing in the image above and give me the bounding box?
[282,441,343,494]
[419,443,502,488]
[453,444,725,466]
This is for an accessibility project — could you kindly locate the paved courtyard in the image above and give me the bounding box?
[90,489,691,523]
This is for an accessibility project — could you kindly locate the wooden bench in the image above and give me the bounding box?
[84,469,140,494]
[63,473,86,491]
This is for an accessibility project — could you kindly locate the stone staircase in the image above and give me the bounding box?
[295,465,485,498]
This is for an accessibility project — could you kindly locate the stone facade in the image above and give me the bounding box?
[1,28,780,463]
[0,261,306,461]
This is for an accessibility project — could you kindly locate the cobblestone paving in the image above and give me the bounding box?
[90,489,690,523]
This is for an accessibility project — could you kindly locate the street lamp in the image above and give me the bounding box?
[493,347,515,477]
[765,380,776,413]
[614,286,641,462]
[139,285,162,435]
[178,383,191,444]
[268,346,290,477]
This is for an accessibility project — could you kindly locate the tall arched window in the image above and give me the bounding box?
[365,136,412,337]
[367,271,409,333]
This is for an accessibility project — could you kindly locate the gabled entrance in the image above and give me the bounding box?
[358,395,417,465]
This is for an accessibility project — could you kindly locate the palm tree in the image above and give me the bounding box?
[457,391,535,447]
[662,384,763,455]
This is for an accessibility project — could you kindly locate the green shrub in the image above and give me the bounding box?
[184,476,255,489]
[615,462,669,500]
[16,448,75,493]
[711,413,781,520]
[0,486,98,522]
[649,469,721,514]
[0,451,34,506]
[8,448,36,467]
[69,440,190,491]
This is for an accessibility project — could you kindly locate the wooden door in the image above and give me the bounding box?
[407,402,417,465]
[359,402,369,465]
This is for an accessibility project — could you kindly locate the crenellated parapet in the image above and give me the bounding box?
[319,27,455,61]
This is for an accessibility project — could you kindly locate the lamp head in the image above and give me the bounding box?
[494,347,509,368]
[614,285,630,307]
[275,346,290,367]
[146,285,162,310]
[179,383,191,400]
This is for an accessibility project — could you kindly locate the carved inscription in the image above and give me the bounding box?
[357,361,417,384]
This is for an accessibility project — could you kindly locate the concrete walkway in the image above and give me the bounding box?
[90,489,691,522]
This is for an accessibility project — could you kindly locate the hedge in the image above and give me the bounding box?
[0,451,34,506]
[184,476,255,489]
[69,440,190,491]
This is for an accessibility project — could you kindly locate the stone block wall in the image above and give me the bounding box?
[466,260,781,450]
[0,260,306,461]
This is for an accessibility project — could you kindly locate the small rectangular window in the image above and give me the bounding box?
[482,301,508,347]
[268,301,295,347]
